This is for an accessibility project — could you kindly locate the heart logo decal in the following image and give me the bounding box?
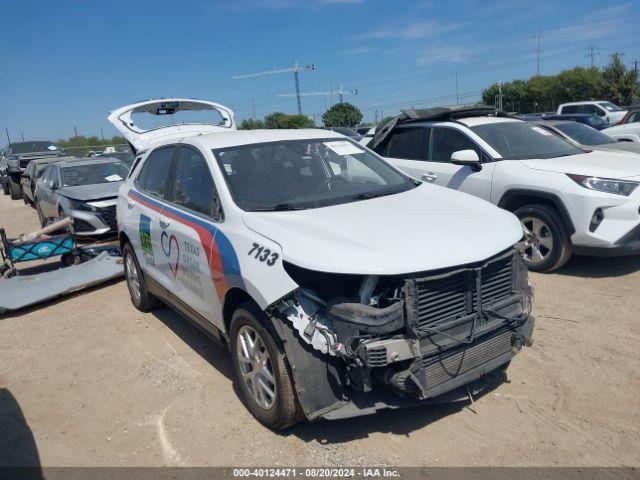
[160,231,180,279]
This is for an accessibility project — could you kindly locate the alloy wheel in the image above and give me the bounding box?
[236,325,276,410]
[520,216,554,265]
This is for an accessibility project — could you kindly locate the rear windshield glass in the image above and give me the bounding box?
[599,102,623,112]
[10,142,59,154]
[214,138,415,211]
[61,162,129,187]
[471,122,583,159]
[554,122,616,146]
[131,108,225,131]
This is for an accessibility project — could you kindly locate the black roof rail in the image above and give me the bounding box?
[371,105,510,150]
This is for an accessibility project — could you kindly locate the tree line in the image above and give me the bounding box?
[482,54,639,114]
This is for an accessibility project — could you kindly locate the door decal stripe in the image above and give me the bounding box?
[127,189,243,301]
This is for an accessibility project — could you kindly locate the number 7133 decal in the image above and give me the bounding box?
[248,242,279,266]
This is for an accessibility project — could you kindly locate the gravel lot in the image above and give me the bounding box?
[1,192,639,468]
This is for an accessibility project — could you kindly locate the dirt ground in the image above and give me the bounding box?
[1,192,639,468]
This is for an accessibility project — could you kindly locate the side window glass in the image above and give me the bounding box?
[431,128,480,162]
[383,127,430,160]
[172,147,217,217]
[563,105,579,114]
[136,147,176,199]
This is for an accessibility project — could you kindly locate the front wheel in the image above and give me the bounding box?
[230,304,303,430]
[36,202,47,227]
[515,204,572,272]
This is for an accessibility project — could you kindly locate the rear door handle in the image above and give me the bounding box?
[421,173,438,182]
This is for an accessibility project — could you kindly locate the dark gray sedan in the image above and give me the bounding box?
[34,157,130,236]
[534,120,640,155]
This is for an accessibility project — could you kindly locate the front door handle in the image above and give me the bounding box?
[421,173,438,182]
[159,218,171,229]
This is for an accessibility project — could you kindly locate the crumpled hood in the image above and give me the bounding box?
[521,150,640,179]
[242,184,522,275]
[57,182,121,202]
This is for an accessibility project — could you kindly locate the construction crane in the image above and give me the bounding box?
[278,84,358,105]
[233,60,315,115]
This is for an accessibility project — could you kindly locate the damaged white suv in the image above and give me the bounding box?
[112,99,534,429]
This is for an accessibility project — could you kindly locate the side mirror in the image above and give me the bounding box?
[46,179,57,189]
[451,150,482,171]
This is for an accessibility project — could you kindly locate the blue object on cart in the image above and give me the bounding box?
[7,235,75,262]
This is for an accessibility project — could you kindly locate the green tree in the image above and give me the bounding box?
[322,103,363,127]
[601,53,639,105]
[263,112,314,129]
[239,118,266,130]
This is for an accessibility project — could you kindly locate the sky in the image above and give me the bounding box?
[0,0,638,142]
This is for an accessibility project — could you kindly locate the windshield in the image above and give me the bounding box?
[213,138,416,211]
[586,115,608,126]
[554,122,616,146]
[599,102,623,112]
[471,122,583,159]
[10,141,59,154]
[61,161,129,187]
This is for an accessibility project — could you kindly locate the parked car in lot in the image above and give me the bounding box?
[1,141,66,199]
[373,106,640,272]
[533,120,640,155]
[542,113,612,130]
[557,101,627,124]
[96,150,135,167]
[35,157,129,236]
[111,101,534,429]
[20,156,71,206]
[601,105,640,143]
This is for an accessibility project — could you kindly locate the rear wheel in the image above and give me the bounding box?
[8,176,21,200]
[515,204,572,272]
[230,304,303,430]
[122,243,160,312]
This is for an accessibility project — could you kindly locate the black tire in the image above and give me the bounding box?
[122,243,160,312]
[1,177,9,195]
[515,204,572,272]
[230,303,304,430]
[8,176,21,200]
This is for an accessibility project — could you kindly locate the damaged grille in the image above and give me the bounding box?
[97,205,117,231]
[410,251,516,329]
[422,326,513,391]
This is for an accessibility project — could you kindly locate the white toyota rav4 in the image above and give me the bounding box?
[371,107,640,272]
[111,99,535,429]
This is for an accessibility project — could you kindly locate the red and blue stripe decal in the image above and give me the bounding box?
[128,189,243,301]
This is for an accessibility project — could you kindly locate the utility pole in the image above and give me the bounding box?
[73,126,78,137]
[586,42,599,68]
[21,133,24,141]
[5,127,10,144]
[498,80,503,111]
[534,33,543,76]
[455,73,459,105]
[233,60,315,115]
[251,97,256,120]
[100,128,104,140]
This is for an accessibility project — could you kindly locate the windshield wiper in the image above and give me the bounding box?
[250,203,306,212]
[353,191,390,200]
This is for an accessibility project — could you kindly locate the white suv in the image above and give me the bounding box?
[110,100,535,429]
[557,101,627,124]
[373,107,640,272]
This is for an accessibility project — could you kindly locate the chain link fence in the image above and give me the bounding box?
[61,144,131,158]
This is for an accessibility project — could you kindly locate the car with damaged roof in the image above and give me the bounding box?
[373,106,640,273]
[111,98,535,430]
[20,156,73,206]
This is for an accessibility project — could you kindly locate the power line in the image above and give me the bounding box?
[233,60,315,115]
